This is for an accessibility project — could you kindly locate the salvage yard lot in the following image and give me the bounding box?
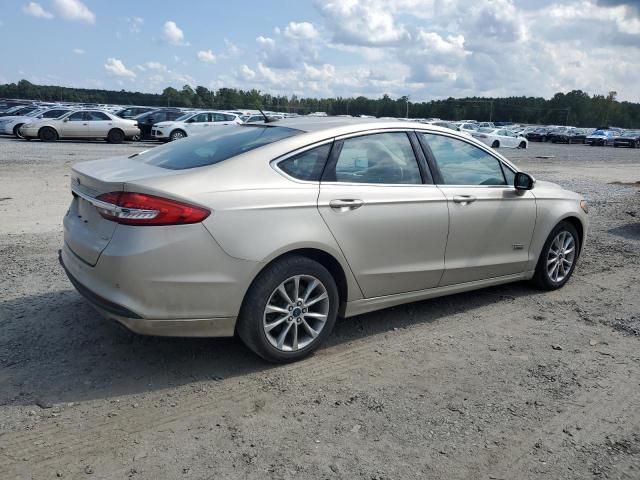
[1,137,639,479]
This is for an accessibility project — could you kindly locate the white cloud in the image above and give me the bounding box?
[162,20,189,45]
[197,49,216,63]
[53,0,95,24]
[23,2,53,19]
[104,58,136,78]
[240,65,256,80]
[72,48,84,54]
[126,16,143,34]
[145,61,168,71]
[284,21,319,40]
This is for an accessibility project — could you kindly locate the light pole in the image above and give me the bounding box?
[406,95,410,119]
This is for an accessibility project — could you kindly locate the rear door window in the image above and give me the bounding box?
[325,132,422,185]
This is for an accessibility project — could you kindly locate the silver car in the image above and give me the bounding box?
[21,109,140,143]
[60,119,588,362]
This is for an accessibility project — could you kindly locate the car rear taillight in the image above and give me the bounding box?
[94,192,210,226]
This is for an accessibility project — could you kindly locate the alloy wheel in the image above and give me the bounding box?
[263,275,330,352]
[546,231,576,282]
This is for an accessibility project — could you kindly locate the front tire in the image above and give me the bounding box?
[236,255,339,363]
[491,140,500,148]
[518,141,527,149]
[38,127,58,142]
[169,129,186,142]
[531,221,580,290]
[13,124,25,139]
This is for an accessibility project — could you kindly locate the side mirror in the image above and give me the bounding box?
[63,118,69,122]
[515,172,535,190]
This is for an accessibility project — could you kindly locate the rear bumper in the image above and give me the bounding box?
[60,249,237,337]
[59,249,237,337]
[59,219,262,336]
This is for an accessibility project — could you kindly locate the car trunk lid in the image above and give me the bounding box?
[64,155,177,266]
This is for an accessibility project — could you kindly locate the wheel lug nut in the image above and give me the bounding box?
[297,301,302,306]
[288,317,293,321]
[302,308,307,313]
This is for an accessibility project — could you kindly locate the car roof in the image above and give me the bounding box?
[273,117,462,135]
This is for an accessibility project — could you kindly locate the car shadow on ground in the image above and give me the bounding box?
[0,281,544,407]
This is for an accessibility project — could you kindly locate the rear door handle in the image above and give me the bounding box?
[452,195,477,205]
[329,199,364,211]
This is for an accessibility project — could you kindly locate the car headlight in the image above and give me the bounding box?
[580,200,589,214]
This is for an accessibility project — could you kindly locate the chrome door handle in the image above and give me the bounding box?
[452,195,477,205]
[329,199,364,211]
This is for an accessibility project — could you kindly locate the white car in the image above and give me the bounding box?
[472,128,528,149]
[20,110,140,143]
[0,107,74,138]
[152,111,243,142]
[456,122,479,133]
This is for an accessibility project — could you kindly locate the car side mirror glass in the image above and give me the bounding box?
[515,172,534,190]
[63,118,69,122]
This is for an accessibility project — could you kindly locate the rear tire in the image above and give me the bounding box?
[107,129,125,144]
[236,255,339,363]
[38,127,58,142]
[518,141,527,149]
[491,140,499,148]
[531,221,580,290]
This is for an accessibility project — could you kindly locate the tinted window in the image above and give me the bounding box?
[87,111,110,121]
[192,113,209,123]
[68,112,85,121]
[138,125,301,170]
[223,114,236,121]
[212,113,226,122]
[278,144,331,181]
[42,109,69,118]
[329,132,422,184]
[421,133,506,186]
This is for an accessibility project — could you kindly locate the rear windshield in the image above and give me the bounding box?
[137,125,302,170]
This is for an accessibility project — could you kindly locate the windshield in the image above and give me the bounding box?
[592,130,606,135]
[137,125,302,170]
[26,109,45,117]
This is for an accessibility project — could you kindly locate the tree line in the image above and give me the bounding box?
[2,79,639,128]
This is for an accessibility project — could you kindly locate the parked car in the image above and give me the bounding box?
[548,127,587,144]
[60,119,588,362]
[472,128,528,149]
[477,122,495,128]
[0,107,74,138]
[133,109,185,140]
[152,111,243,142]
[613,130,640,148]
[526,127,552,142]
[115,106,156,119]
[585,129,618,146]
[0,105,39,117]
[456,122,479,133]
[20,110,140,143]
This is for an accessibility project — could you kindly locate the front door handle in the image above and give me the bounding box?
[452,195,477,205]
[329,199,364,211]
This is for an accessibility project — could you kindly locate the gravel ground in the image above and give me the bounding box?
[1,137,639,480]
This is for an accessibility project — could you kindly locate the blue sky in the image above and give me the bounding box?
[1,0,640,101]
